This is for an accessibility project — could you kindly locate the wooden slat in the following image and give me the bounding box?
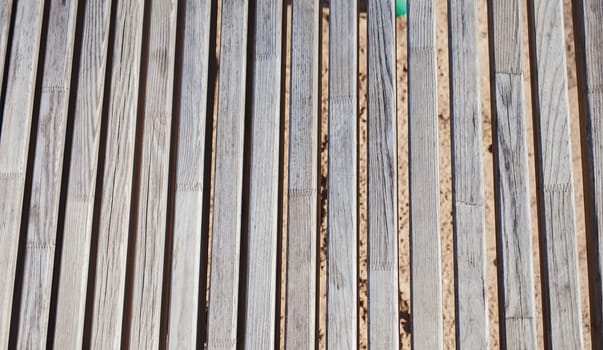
[243,0,284,347]
[487,0,537,348]
[167,0,212,348]
[407,0,442,348]
[15,0,79,347]
[0,1,45,346]
[366,1,399,348]
[52,1,112,347]
[527,0,583,348]
[326,0,358,348]
[448,0,488,348]
[206,0,248,348]
[0,0,13,87]
[572,0,603,347]
[285,0,320,348]
[89,0,145,347]
[127,0,178,348]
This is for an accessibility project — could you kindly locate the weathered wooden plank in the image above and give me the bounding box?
[15,0,79,347]
[167,0,212,348]
[527,0,583,348]
[407,0,441,348]
[89,0,145,347]
[127,0,178,348]
[243,0,284,348]
[326,0,358,348]
[487,0,537,348]
[206,0,248,348]
[285,0,320,348]
[367,1,399,349]
[448,0,488,348]
[572,0,603,347]
[52,1,112,347]
[0,0,45,346]
[0,0,13,87]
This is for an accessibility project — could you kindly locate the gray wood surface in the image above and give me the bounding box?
[0,1,45,346]
[206,0,248,348]
[0,0,12,88]
[167,0,211,348]
[527,0,583,348]
[448,0,488,348]
[128,0,178,348]
[285,0,320,348]
[15,1,79,347]
[243,0,283,348]
[367,1,399,349]
[487,1,537,348]
[407,0,442,348]
[89,0,145,347]
[326,0,358,348]
[572,0,603,347]
[52,1,112,347]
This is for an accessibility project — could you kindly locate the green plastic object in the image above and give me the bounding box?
[396,0,407,17]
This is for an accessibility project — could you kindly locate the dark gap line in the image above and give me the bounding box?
[0,0,18,133]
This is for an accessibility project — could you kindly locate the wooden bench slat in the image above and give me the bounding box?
[527,0,584,347]
[572,0,603,346]
[488,1,537,348]
[89,1,145,347]
[326,0,358,348]
[367,1,399,348]
[285,0,320,348]
[243,0,284,347]
[206,0,249,348]
[167,0,212,348]
[0,0,45,346]
[128,0,178,347]
[448,0,488,348]
[0,0,13,89]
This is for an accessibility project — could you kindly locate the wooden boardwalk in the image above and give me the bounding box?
[0,0,600,349]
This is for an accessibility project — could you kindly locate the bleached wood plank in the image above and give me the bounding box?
[89,1,145,347]
[285,0,320,348]
[206,0,249,348]
[326,0,358,348]
[127,0,178,348]
[407,0,441,348]
[487,0,537,348]
[526,0,583,348]
[0,0,13,87]
[52,1,112,347]
[0,1,45,347]
[15,0,79,347]
[572,0,603,347]
[366,1,399,349]
[243,0,284,348]
[447,0,488,348]
[167,0,212,348]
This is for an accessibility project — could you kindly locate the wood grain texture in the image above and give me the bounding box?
[52,1,112,347]
[527,0,583,348]
[0,1,45,347]
[0,0,13,88]
[367,1,399,349]
[326,0,358,348]
[487,1,537,348]
[15,0,79,347]
[128,0,178,348]
[285,0,320,348]
[206,0,248,348]
[243,0,283,348]
[448,0,488,348]
[89,1,145,347]
[572,0,603,347]
[167,0,211,348]
[408,0,442,348]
